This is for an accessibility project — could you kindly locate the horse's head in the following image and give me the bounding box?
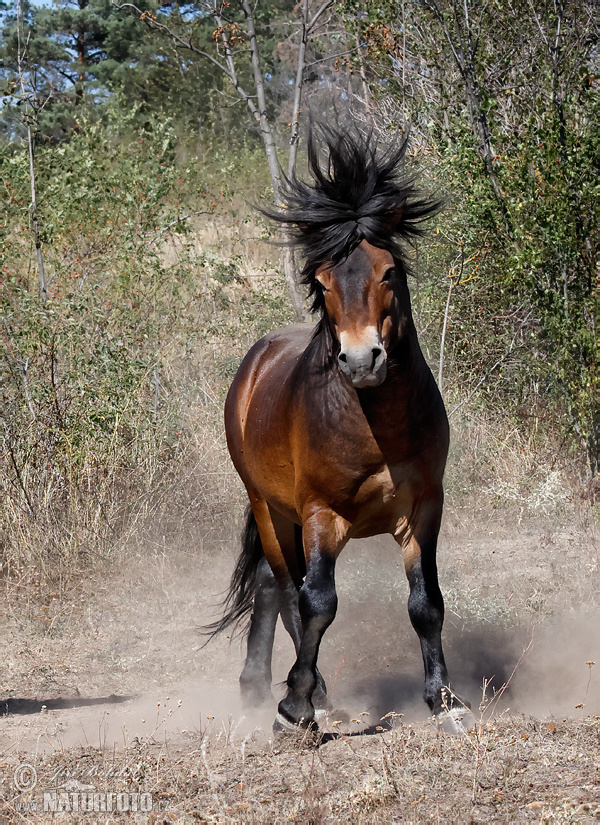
[263,124,439,387]
[316,241,408,388]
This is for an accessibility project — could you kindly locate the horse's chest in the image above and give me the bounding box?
[355,465,396,502]
[304,453,416,529]
[344,467,415,537]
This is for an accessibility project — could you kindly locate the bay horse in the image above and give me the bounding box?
[208,126,469,734]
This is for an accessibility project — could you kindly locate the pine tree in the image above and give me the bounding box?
[0,0,156,139]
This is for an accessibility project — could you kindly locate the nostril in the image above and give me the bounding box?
[339,352,347,363]
[371,347,383,369]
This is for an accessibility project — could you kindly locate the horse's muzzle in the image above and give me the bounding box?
[338,328,388,388]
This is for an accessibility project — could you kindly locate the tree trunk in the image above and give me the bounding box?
[426,0,514,239]
[240,0,332,320]
[16,0,46,301]
[122,0,315,318]
[240,0,306,319]
[27,123,47,302]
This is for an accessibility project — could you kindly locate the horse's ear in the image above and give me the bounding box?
[385,206,405,232]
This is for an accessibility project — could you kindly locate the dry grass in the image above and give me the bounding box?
[1,712,599,822]
[0,207,294,588]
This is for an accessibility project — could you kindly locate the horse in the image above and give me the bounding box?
[207,125,470,735]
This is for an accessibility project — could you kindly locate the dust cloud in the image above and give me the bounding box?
[509,611,600,717]
[326,535,599,723]
[0,523,598,756]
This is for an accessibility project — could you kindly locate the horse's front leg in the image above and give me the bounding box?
[396,490,469,723]
[275,510,345,732]
[277,581,329,711]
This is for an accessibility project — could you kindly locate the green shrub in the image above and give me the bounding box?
[0,109,293,577]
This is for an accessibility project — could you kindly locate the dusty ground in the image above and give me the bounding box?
[0,505,598,822]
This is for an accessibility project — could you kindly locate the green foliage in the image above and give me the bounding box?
[0,0,156,140]
[0,0,306,143]
[341,0,599,474]
[1,0,597,587]
[0,110,293,573]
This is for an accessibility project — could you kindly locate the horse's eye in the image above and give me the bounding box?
[382,267,396,282]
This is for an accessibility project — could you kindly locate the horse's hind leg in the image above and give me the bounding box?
[239,556,280,707]
[239,498,301,708]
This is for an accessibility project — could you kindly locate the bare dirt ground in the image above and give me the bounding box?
[0,505,598,822]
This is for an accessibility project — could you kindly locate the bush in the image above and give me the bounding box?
[0,108,294,578]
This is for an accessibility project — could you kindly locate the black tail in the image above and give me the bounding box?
[203,506,263,641]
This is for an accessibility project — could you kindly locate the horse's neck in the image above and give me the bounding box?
[359,334,438,429]
[388,326,427,382]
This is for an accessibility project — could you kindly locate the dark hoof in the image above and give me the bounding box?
[273,712,320,743]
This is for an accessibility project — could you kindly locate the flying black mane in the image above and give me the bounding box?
[266,124,440,314]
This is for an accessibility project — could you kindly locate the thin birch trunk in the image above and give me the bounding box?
[16,0,47,302]
[119,0,330,319]
[282,0,321,322]
[240,0,284,202]
[242,0,306,317]
[438,277,452,393]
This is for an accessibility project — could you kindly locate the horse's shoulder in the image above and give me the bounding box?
[246,324,315,365]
